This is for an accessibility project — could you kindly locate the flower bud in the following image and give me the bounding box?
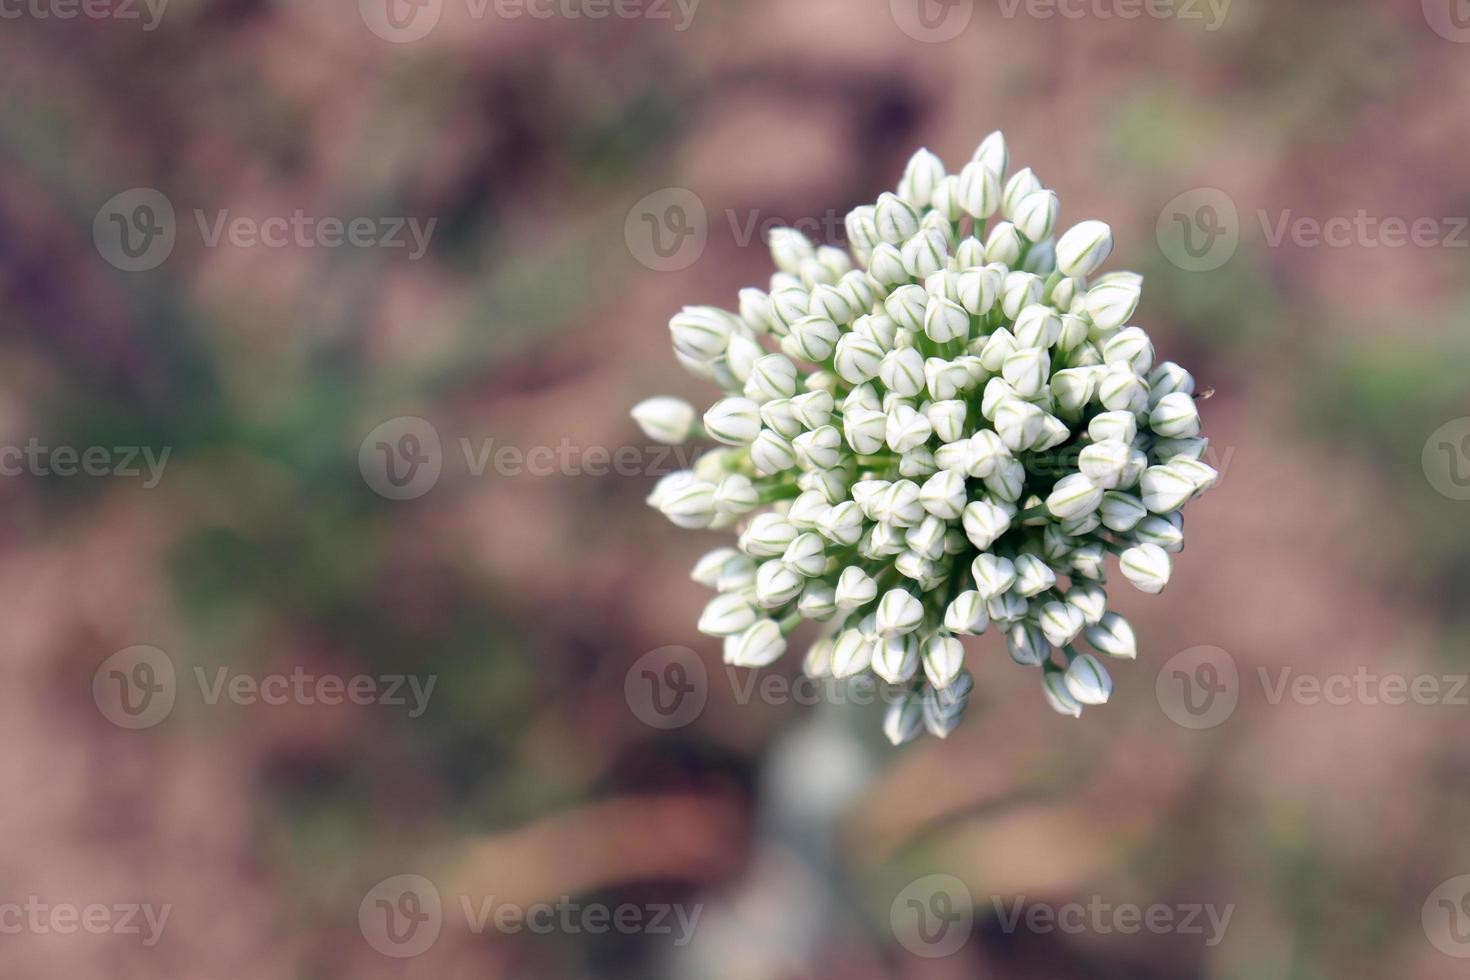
[1013,554,1058,597]
[884,284,928,333]
[838,269,876,313]
[712,474,759,515]
[1042,665,1083,718]
[1040,600,1086,648]
[784,491,829,531]
[738,287,775,333]
[750,430,797,475]
[879,347,927,398]
[699,593,758,637]
[854,313,900,351]
[922,358,967,401]
[956,160,1002,220]
[798,583,837,620]
[631,397,696,444]
[971,553,1017,599]
[984,456,1027,502]
[844,407,888,455]
[827,629,870,679]
[803,636,835,678]
[781,532,827,579]
[1056,312,1090,350]
[899,446,938,479]
[659,479,718,528]
[1148,361,1196,402]
[1103,326,1155,374]
[1083,272,1142,330]
[901,229,949,279]
[1084,611,1137,659]
[782,315,837,363]
[924,400,966,445]
[756,398,800,439]
[1013,304,1062,349]
[1065,583,1107,625]
[1134,513,1184,553]
[808,283,853,324]
[972,130,1009,177]
[874,479,924,527]
[806,499,858,546]
[905,514,948,561]
[933,439,972,474]
[884,690,925,745]
[1046,472,1104,521]
[886,404,933,454]
[930,175,963,221]
[988,590,1028,625]
[670,306,735,361]
[1120,542,1171,594]
[923,296,970,345]
[876,589,925,636]
[866,242,908,287]
[768,227,816,275]
[1007,622,1049,666]
[922,633,966,689]
[1064,653,1112,704]
[912,468,962,521]
[833,567,877,612]
[792,425,842,470]
[1152,436,1209,464]
[844,206,878,261]
[984,221,1024,266]
[1079,440,1131,490]
[899,147,946,208]
[785,389,831,430]
[995,398,1046,452]
[1139,464,1195,514]
[962,430,1005,480]
[1095,490,1145,533]
[1088,410,1137,445]
[956,499,1006,551]
[1098,364,1150,415]
[1002,348,1051,399]
[742,512,798,557]
[1001,271,1044,320]
[1013,188,1059,242]
[769,286,811,333]
[743,353,799,403]
[1055,220,1114,278]
[875,192,921,244]
[922,674,973,738]
[1149,391,1202,439]
[691,546,741,588]
[957,267,995,315]
[756,559,805,607]
[727,619,787,668]
[873,632,920,684]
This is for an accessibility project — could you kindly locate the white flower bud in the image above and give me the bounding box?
[899,147,946,208]
[742,512,798,557]
[792,425,842,470]
[1013,188,1058,242]
[944,591,989,636]
[1056,312,1090,350]
[874,479,924,527]
[1120,542,1172,594]
[785,391,830,431]
[899,446,938,479]
[756,559,805,607]
[1083,273,1142,330]
[748,430,796,475]
[712,474,759,515]
[884,284,927,333]
[886,404,933,454]
[782,532,827,578]
[631,397,696,444]
[884,690,925,745]
[691,546,742,588]
[831,629,874,679]
[1132,515,1183,556]
[876,589,925,636]
[727,619,787,668]
[913,468,962,521]
[844,407,888,456]
[838,269,876,313]
[1048,368,1097,419]
[1148,361,1196,403]
[1082,413,1132,447]
[984,221,1024,266]
[918,400,962,444]
[854,313,899,351]
[922,297,968,345]
[723,333,762,384]
[960,430,1003,479]
[995,398,1046,452]
[1001,271,1044,320]
[851,478,890,518]
[1065,584,1107,625]
[738,287,774,333]
[921,359,967,401]
[867,243,909,287]
[1139,464,1195,514]
[879,347,926,398]
[988,590,1028,625]
[956,268,995,316]
[933,439,973,474]
[1042,666,1083,718]
[808,284,852,325]
[905,514,947,561]
[1076,440,1129,490]
[1149,391,1201,439]
[923,672,974,738]
[835,566,878,610]
[1013,304,1062,350]
[984,456,1026,502]
[1040,601,1086,648]
[1000,166,1041,216]
[816,501,863,547]
[1152,436,1209,464]
[901,229,949,279]
[783,315,837,363]
[768,227,816,275]
[1033,415,1071,452]
[1098,364,1150,415]
[743,354,799,404]
[930,175,963,221]
[770,285,811,332]
[1102,326,1155,374]
[957,160,1002,219]
[873,633,920,684]
[803,636,835,677]
[1085,611,1137,659]
[1064,653,1112,704]
[1007,622,1049,666]
[977,330,1017,375]
[670,306,736,362]
[1002,348,1051,399]
[1046,472,1104,521]
[756,398,800,439]
[971,553,1017,599]
[699,593,758,637]
[1099,490,1147,532]
[1013,554,1057,597]
[922,633,966,689]
[972,130,1008,177]
[1055,220,1114,278]
[784,490,830,530]
[798,583,837,620]
[826,335,881,387]
[844,204,879,260]
[956,499,1005,551]
[659,479,718,528]
[875,192,921,244]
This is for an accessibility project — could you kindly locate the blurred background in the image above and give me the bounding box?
[3,0,1470,976]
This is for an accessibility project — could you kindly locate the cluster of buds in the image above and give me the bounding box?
[633,133,1216,743]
